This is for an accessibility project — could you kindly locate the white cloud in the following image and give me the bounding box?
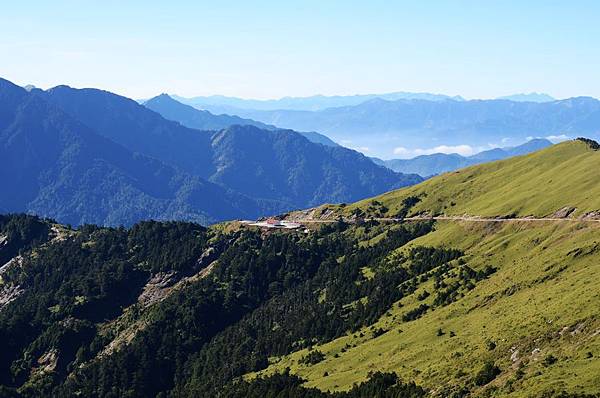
[353,146,370,152]
[391,144,476,159]
[545,134,570,142]
[392,146,411,156]
[526,134,571,143]
[393,144,476,159]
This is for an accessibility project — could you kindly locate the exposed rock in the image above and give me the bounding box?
[0,255,24,277]
[100,259,220,358]
[552,206,576,218]
[137,271,179,308]
[196,247,218,269]
[0,234,7,247]
[580,211,600,220]
[558,326,570,337]
[50,225,73,243]
[571,322,585,336]
[0,284,24,311]
[37,349,58,373]
[510,349,520,362]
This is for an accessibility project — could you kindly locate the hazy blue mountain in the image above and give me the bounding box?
[468,138,552,161]
[496,92,555,102]
[208,125,421,208]
[144,93,275,130]
[173,91,463,112]
[224,97,600,157]
[145,93,338,146]
[0,78,262,226]
[12,80,418,223]
[38,86,216,178]
[377,138,553,176]
[373,153,468,177]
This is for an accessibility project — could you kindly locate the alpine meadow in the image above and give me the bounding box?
[1,2,599,398]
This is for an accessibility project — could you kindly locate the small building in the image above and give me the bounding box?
[266,219,283,227]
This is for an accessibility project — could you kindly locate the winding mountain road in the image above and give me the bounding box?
[289,215,600,224]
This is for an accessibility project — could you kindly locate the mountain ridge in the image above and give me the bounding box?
[144,93,339,147]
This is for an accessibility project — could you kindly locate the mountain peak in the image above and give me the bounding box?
[497,92,555,102]
[144,93,178,105]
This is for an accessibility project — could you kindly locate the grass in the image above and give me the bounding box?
[249,141,600,396]
[251,220,600,396]
[329,140,600,219]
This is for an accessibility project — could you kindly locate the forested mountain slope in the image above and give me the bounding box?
[26,81,419,223]
[1,139,599,397]
[0,78,259,226]
[208,125,421,208]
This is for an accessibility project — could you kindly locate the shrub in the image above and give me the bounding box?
[474,361,501,386]
[299,350,325,365]
[543,354,558,366]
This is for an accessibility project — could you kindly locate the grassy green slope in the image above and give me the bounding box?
[255,140,600,396]
[340,140,600,218]
[254,221,600,396]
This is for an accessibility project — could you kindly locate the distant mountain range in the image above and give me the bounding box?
[213,96,600,157]
[172,91,464,113]
[372,138,553,176]
[173,91,558,115]
[496,92,555,102]
[144,94,338,147]
[1,77,419,226]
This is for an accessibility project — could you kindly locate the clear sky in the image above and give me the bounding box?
[1,1,599,100]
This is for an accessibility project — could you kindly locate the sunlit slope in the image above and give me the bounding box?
[254,220,600,396]
[344,140,600,218]
[256,140,600,396]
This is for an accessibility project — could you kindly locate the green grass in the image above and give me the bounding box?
[253,222,600,396]
[336,140,600,219]
[251,141,600,396]
[252,220,600,396]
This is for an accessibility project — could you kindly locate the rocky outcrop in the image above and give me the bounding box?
[580,210,600,220]
[552,206,576,218]
[0,284,24,311]
[137,271,179,308]
[0,255,23,277]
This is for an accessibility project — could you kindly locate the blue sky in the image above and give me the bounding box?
[1,1,599,99]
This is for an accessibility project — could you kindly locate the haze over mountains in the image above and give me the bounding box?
[144,94,339,147]
[172,91,464,113]
[172,91,557,113]
[176,92,599,158]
